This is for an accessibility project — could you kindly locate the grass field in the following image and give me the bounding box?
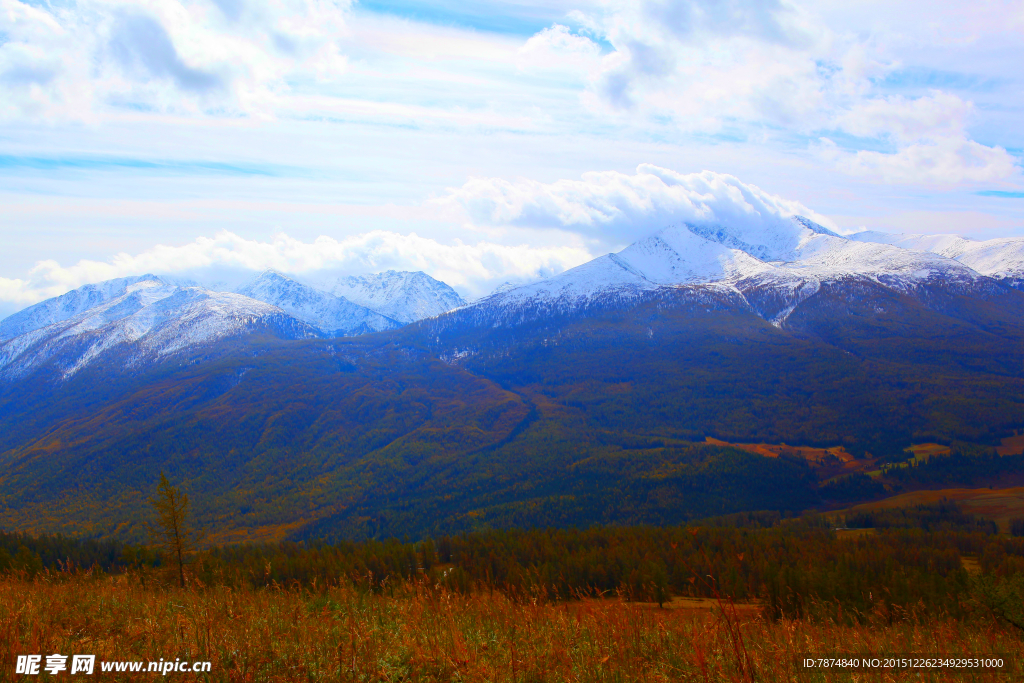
[842,487,1024,533]
[2,573,1022,682]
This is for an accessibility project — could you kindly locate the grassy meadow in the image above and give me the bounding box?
[1,571,1022,682]
[3,501,1024,681]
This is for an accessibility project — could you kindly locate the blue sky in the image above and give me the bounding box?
[0,0,1022,312]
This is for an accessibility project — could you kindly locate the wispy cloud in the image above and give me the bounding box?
[0,154,296,176]
[978,191,1024,199]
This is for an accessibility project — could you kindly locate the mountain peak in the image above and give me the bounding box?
[237,273,399,337]
[322,270,465,323]
[463,215,987,328]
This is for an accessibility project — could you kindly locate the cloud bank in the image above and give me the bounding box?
[520,2,1020,186]
[0,164,848,313]
[0,230,593,312]
[439,165,838,244]
[0,0,351,120]
[0,0,1019,189]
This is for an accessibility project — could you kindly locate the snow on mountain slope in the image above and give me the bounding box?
[774,232,979,284]
[683,214,840,262]
[474,222,785,311]
[683,215,975,282]
[0,275,161,341]
[488,282,520,297]
[617,224,775,285]
[464,217,986,325]
[849,231,1024,281]
[237,271,400,336]
[0,280,319,380]
[0,268,470,379]
[318,271,465,323]
[473,254,656,311]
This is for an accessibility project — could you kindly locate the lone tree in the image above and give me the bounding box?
[146,472,204,587]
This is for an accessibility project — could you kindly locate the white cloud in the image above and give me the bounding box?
[535,0,849,131]
[517,24,602,78]
[437,164,838,243]
[3,0,1019,195]
[823,91,1020,184]
[0,0,352,120]
[836,92,972,143]
[510,2,1020,189]
[3,230,592,307]
[0,277,37,309]
[833,137,1018,185]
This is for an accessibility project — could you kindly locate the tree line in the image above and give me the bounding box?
[4,495,1023,626]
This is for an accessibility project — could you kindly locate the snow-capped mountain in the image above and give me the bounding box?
[0,275,160,341]
[0,278,319,380]
[317,270,465,324]
[469,217,984,325]
[0,269,469,379]
[237,271,400,336]
[849,231,1024,285]
[4,217,1021,381]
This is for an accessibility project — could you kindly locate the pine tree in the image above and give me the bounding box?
[146,472,204,587]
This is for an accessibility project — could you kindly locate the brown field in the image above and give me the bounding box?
[833,527,876,537]
[709,436,1024,486]
[906,443,951,461]
[205,521,310,546]
[705,437,860,468]
[997,432,1024,456]
[961,556,982,575]
[640,596,762,613]
[1,574,1021,682]
[841,487,1024,533]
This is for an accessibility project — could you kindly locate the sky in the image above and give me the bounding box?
[0,0,1022,314]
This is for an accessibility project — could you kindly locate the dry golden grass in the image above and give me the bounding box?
[1,573,1022,682]
[843,487,1024,533]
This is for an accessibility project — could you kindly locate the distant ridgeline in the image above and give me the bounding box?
[2,219,1024,541]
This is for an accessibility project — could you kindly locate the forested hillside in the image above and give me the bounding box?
[1,282,1024,541]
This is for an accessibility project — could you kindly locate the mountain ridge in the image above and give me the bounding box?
[237,270,401,336]
[0,269,465,379]
[3,217,1024,540]
[4,218,1019,381]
